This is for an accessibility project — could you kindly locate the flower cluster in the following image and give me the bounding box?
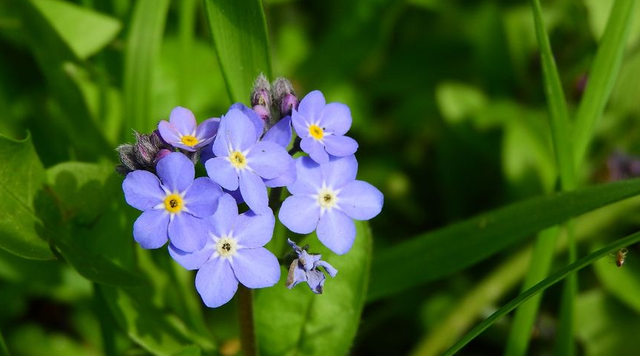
[118,76,383,307]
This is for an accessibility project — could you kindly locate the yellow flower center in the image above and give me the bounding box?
[317,188,338,209]
[216,237,238,258]
[309,124,324,140]
[181,135,199,147]
[164,194,183,213]
[229,151,247,169]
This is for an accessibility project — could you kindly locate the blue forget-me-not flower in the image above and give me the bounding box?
[169,194,280,308]
[158,106,220,152]
[123,152,222,252]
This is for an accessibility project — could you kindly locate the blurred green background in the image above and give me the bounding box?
[1,0,640,355]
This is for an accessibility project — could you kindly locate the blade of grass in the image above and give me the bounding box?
[573,0,637,166]
[123,0,170,134]
[505,1,578,354]
[178,0,197,105]
[0,331,9,356]
[368,178,640,301]
[442,229,640,356]
[202,0,272,103]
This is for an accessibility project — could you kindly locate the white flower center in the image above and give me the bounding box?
[316,187,338,210]
[215,236,238,259]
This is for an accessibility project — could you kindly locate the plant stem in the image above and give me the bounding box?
[0,331,9,356]
[238,285,258,356]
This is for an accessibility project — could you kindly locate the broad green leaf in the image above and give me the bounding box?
[14,0,111,159]
[123,0,170,133]
[0,133,53,260]
[39,162,145,286]
[442,229,640,356]
[29,0,121,60]
[255,221,372,356]
[202,0,272,103]
[575,291,640,356]
[369,178,640,301]
[100,285,204,356]
[593,242,640,313]
[573,0,637,166]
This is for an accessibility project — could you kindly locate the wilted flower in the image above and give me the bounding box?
[285,239,337,294]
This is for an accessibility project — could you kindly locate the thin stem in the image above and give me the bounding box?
[238,286,258,356]
[0,330,9,356]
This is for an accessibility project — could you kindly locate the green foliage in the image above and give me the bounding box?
[255,221,371,356]
[369,178,640,301]
[0,134,52,260]
[202,0,272,103]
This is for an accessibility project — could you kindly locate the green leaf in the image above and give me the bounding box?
[573,0,638,166]
[0,133,53,260]
[442,229,640,356]
[100,285,203,356]
[14,0,111,159]
[530,0,575,190]
[39,162,145,287]
[575,291,640,356]
[368,178,640,301]
[255,220,372,356]
[123,0,170,133]
[202,0,272,103]
[29,0,121,60]
[172,345,201,356]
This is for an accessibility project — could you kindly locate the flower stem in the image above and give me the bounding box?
[238,285,258,356]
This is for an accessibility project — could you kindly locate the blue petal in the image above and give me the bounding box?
[297,90,325,123]
[195,117,220,146]
[299,250,321,271]
[230,103,264,139]
[316,210,355,255]
[183,177,222,218]
[200,142,215,164]
[262,115,292,148]
[168,241,215,270]
[133,210,169,249]
[301,137,329,164]
[239,170,269,214]
[279,195,320,234]
[169,106,197,135]
[264,155,297,188]
[234,210,275,248]
[247,141,290,179]
[158,120,181,146]
[208,194,238,238]
[287,156,322,195]
[196,258,238,308]
[168,213,206,252]
[232,247,280,288]
[315,260,338,277]
[338,180,384,220]
[319,102,352,136]
[321,155,357,189]
[215,108,257,154]
[156,152,194,193]
[123,170,164,211]
[205,156,239,191]
[286,261,307,288]
[323,135,358,158]
[291,109,309,138]
[306,269,325,294]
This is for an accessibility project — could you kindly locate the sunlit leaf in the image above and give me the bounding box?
[202,0,272,103]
